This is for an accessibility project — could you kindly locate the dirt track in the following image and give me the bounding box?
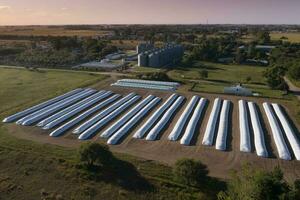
[4,82,300,181]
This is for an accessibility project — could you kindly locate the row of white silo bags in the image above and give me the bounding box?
[272,103,300,160]
[73,93,136,134]
[133,94,179,139]
[239,100,251,153]
[37,90,106,127]
[180,98,207,145]
[168,96,200,141]
[112,82,176,91]
[21,89,97,126]
[108,97,161,145]
[100,95,156,138]
[2,88,83,123]
[202,98,222,146]
[263,103,291,160]
[78,95,140,140]
[215,100,231,151]
[16,89,91,125]
[43,91,113,130]
[50,94,120,137]
[146,96,185,141]
[118,79,180,87]
[247,102,268,157]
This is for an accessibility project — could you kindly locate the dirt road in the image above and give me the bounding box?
[285,77,300,100]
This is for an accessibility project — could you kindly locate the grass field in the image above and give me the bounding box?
[240,32,300,43]
[0,67,219,199]
[0,68,106,119]
[166,61,287,99]
[271,32,300,43]
[131,61,288,99]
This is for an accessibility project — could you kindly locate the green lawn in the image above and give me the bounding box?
[167,61,286,99]
[0,68,106,118]
[0,67,218,199]
[168,62,265,84]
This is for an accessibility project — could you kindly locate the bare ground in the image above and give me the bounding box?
[4,83,300,181]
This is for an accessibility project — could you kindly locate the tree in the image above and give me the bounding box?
[263,65,287,89]
[137,71,171,82]
[245,76,252,83]
[199,70,208,79]
[78,142,114,168]
[235,48,245,64]
[218,164,292,200]
[173,158,208,187]
[255,31,271,44]
[288,64,300,80]
[182,54,194,66]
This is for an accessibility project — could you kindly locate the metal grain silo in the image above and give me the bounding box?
[149,52,160,67]
[138,53,148,67]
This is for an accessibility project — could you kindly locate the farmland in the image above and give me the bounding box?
[0,26,113,37]
[0,67,223,199]
[1,23,300,199]
[270,32,300,43]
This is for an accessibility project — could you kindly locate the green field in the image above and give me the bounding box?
[167,62,287,99]
[0,68,107,118]
[0,67,219,199]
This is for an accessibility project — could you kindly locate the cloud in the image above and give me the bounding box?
[0,5,10,11]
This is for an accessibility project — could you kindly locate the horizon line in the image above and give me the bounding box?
[1,23,300,27]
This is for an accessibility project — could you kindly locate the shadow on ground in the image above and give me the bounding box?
[78,157,154,192]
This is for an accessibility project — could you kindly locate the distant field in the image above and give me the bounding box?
[271,32,300,43]
[0,67,106,117]
[111,40,140,50]
[0,26,113,37]
[0,39,31,46]
[239,35,255,43]
[240,32,300,43]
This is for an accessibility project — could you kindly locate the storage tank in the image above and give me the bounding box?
[138,53,148,67]
[148,52,160,67]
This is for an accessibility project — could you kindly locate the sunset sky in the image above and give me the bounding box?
[0,0,299,25]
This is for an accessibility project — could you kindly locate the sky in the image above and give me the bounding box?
[0,0,299,25]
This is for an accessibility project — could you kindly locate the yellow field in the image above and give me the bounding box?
[0,26,113,37]
[271,32,300,43]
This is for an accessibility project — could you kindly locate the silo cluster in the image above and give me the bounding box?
[138,44,184,67]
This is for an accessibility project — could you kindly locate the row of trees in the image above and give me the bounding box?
[182,34,238,64]
[263,43,300,89]
[0,36,118,68]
